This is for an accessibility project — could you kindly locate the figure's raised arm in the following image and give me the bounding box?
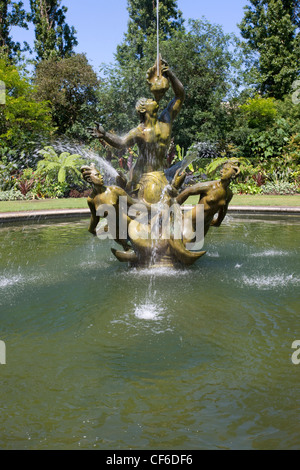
[176,181,212,205]
[88,122,138,149]
[162,60,185,121]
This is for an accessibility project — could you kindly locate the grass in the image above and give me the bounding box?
[0,194,299,213]
[0,198,89,213]
[185,194,300,207]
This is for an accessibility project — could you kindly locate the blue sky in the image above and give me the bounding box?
[13,0,248,69]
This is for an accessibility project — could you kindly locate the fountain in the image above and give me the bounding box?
[81,56,240,267]
[79,0,240,267]
[0,2,299,451]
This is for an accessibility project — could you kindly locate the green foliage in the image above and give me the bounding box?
[0,188,27,200]
[29,0,78,62]
[32,180,69,199]
[275,95,300,135]
[15,167,35,195]
[238,0,300,98]
[116,0,184,66]
[36,146,84,185]
[98,18,244,150]
[0,145,19,162]
[0,55,54,151]
[121,144,138,171]
[179,141,221,173]
[232,182,263,195]
[262,181,299,194]
[0,154,18,190]
[158,20,244,149]
[204,157,230,178]
[243,119,290,160]
[0,0,298,200]
[34,54,99,140]
[172,144,184,164]
[0,1,30,59]
[240,95,277,130]
[204,156,251,179]
[284,133,300,164]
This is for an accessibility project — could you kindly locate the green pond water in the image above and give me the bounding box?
[0,215,299,450]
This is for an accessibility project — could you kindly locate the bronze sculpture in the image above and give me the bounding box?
[177,161,240,238]
[82,58,239,267]
[87,58,184,197]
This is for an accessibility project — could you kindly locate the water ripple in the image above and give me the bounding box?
[250,250,292,258]
[240,273,300,289]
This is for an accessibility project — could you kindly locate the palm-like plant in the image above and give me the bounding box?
[36,146,84,183]
[205,156,250,180]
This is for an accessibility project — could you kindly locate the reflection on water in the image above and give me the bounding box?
[0,217,299,449]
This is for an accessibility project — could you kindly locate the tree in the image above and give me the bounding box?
[34,53,100,140]
[29,0,78,61]
[0,1,29,58]
[238,0,300,98]
[158,20,243,149]
[239,95,277,130]
[97,19,243,151]
[97,0,184,139]
[116,0,184,66]
[0,54,54,152]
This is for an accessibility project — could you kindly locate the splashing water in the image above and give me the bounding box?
[31,138,118,185]
[241,273,300,289]
[133,300,163,321]
[0,275,23,288]
[132,272,167,322]
[130,181,181,321]
[165,141,220,181]
[53,139,119,183]
[178,141,219,175]
[250,249,292,258]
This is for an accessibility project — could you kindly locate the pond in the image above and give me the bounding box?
[0,215,299,450]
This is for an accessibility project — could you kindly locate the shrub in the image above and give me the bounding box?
[0,56,54,153]
[34,54,99,141]
[240,95,277,131]
[204,156,252,180]
[68,189,91,198]
[16,168,35,196]
[262,182,299,195]
[0,155,18,191]
[36,147,84,185]
[0,189,27,201]
[232,182,263,195]
[12,167,70,199]
[31,180,69,199]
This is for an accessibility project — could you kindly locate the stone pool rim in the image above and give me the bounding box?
[0,205,299,224]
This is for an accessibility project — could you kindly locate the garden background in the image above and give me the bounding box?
[0,0,299,206]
